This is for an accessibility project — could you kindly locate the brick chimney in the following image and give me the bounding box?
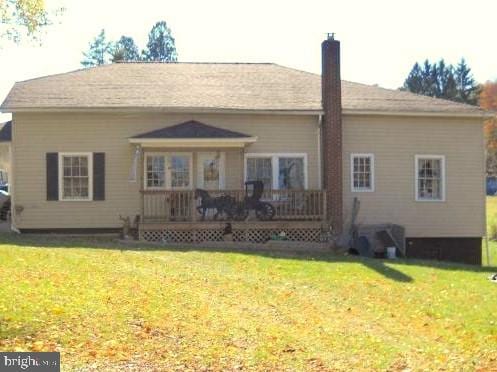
[321,34,343,233]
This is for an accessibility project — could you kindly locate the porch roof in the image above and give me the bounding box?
[129,120,257,148]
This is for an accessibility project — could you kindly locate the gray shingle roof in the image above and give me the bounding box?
[132,120,252,139]
[0,62,487,116]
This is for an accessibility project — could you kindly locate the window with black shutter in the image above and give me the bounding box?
[46,153,59,201]
[47,152,105,201]
[93,152,105,201]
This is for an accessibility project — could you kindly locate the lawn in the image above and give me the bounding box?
[0,235,496,371]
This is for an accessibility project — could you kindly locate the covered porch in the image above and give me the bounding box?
[129,120,327,243]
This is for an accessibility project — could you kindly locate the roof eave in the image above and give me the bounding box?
[2,106,492,119]
[0,106,323,116]
[129,137,258,148]
[342,109,493,119]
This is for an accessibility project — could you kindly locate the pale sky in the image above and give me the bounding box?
[1,0,497,122]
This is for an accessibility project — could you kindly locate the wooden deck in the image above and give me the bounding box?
[141,189,327,222]
[139,189,328,243]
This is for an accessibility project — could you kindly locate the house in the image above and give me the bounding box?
[0,36,491,264]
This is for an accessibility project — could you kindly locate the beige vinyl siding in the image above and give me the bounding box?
[224,149,244,189]
[343,115,485,237]
[12,112,319,229]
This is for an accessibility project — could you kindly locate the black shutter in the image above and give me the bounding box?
[46,153,59,201]
[93,152,105,201]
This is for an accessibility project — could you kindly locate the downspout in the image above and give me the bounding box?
[241,146,246,188]
[483,119,491,264]
[9,121,19,233]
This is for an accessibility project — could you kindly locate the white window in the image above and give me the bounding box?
[278,157,305,190]
[170,155,191,188]
[146,155,165,188]
[351,153,374,192]
[415,155,445,201]
[245,153,308,190]
[59,153,92,201]
[197,152,226,190]
[246,157,273,190]
[144,153,192,190]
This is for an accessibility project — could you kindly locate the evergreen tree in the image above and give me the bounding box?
[81,29,113,67]
[454,58,479,105]
[142,21,178,62]
[435,59,447,98]
[402,62,423,94]
[113,36,140,62]
[402,58,479,105]
[421,60,436,96]
[111,48,126,63]
[445,66,458,100]
[403,60,438,97]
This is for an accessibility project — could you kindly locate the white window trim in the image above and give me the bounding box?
[350,153,375,192]
[244,153,308,190]
[415,154,446,202]
[58,152,93,201]
[143,152,193,190]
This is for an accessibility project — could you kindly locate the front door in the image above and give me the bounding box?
[197,152,225,190]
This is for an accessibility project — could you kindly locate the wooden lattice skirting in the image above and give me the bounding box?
[140,222,326,244]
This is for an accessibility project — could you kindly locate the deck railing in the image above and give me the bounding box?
[141,189,326,222]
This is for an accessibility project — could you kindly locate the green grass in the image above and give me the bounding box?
[0,235,496,371]
[484,196,497,266]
